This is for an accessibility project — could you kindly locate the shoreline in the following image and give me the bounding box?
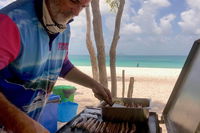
[77,66,181,79]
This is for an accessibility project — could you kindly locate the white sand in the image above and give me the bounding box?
[55,66,182,132]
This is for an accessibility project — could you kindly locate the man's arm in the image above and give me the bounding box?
[0,14,49,133]
[63,67,112,105]
[0,92,49,133]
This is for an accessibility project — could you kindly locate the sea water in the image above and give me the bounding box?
[69,55,187,68]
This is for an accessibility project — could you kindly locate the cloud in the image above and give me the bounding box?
[114,0,197,56]
[104,15,115,32]
[150,0,170,7]
[70,10,86,38]
[0,0,15,7]
[120,0,173,36]
[122,23,142,34]
[186,0,200,10]
[155,14,176,34]
[178,2,200,35]
[69,8,91,54]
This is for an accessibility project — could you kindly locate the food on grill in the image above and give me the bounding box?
[94,121,102,132]
[106,122,112,133]
[100,122,107,133]
[112,123,118,133]
[114,123,120,133]
[113,99,144,108]
[125,122,129,133]
[119,122,125,133]
[89,119,99,133]
[70,116,137,133]
[114,99,124,105]
[76,120,85,128]
[70,104,142,133]
[71,116,83,128]
[129,123,136,133]
[82,118,93,129]
[86,119,96,130]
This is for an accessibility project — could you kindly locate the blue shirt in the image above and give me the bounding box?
[0,0,74,120]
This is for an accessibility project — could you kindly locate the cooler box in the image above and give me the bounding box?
[58,101,78,122]
[53,85,76,102]
[53,85,78,122]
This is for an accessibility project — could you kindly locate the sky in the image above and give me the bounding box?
[1,0,200,56]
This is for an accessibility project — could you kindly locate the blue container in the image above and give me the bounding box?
[58,101,78,122]
[38,94,60,133]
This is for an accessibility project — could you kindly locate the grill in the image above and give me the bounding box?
[57,39,200,133]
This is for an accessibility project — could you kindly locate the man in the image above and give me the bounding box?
[0,0,112,132]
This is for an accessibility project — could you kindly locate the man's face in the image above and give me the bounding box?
[61,0,91,16]
[49,0,91,24]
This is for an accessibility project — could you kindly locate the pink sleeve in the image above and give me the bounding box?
[0,14,20,70]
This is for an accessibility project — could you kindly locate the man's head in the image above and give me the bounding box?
[46,0,91,24]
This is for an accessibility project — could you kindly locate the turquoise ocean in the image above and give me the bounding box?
[69,55,187,68]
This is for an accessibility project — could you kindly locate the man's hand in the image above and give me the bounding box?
[91,83,113,106]
[64,67,113,105]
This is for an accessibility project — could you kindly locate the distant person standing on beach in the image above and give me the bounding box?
[0,0,112,132]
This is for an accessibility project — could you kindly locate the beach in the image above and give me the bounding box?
[55,66,181,132]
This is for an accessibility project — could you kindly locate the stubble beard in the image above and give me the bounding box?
[48,0,73,24]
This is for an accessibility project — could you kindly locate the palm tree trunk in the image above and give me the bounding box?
[91,0,108,88]
[109,0,125,97]
[85,6,99,81]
